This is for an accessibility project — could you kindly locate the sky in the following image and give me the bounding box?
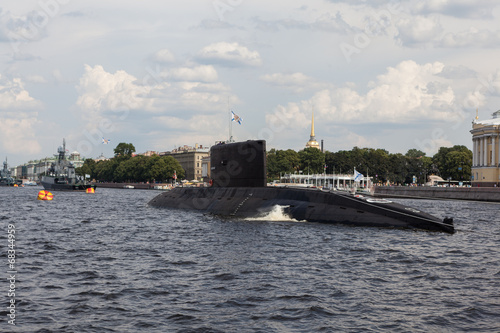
[1,0,500,166]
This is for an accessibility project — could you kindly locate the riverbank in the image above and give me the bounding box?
[92,182,169,190]
[373,186,500,202]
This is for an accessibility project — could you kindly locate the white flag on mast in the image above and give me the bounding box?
[231,110,242,125]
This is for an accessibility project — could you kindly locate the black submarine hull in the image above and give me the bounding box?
[149,140,454,233]
[148,186,454,233]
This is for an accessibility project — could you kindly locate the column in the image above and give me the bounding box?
[473,138,477,166]
[483,136,487,166]
[492,135,496,167]
[497,134,500,167]
[477,137,484,166]
[476,138,483,166]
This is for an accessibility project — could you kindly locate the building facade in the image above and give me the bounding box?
[470,110,500,187]
[161,144,210,181]
[201,156,210,181]
[10,151,86,181]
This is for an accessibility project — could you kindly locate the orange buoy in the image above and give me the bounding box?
[86,187,95,194]
[37,190,54,201]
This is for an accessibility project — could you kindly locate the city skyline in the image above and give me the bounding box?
[2,1,500,166]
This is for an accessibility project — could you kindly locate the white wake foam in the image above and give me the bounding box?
[245,205,301,222]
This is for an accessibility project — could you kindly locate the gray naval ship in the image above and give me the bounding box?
[40,139,96,191]
[0,158,22,186]
[149,140,454,233]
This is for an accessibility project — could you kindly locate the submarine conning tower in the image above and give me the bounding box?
[211,140,267,187]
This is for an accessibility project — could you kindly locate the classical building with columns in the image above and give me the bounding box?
[470,110,500,186]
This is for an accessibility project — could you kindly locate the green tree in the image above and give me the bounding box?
[147,156,184,182]
[387,153,407,185]
[327,150,352,174]
[76,158,96,179]
[298,148,325,174]
[114,142,136,158]
[365,148,390,184]
[405,149,426,159]
[433,145,472,180]
[267,149,300,181]
[445,150,472,181]
[114,155,148,182]
[94,159,119,182]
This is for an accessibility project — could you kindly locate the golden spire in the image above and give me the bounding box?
[310,110,315,138]
[305,109,320,149]
[475,108,479,120]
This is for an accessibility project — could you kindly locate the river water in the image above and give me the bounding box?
[1,186,499,332]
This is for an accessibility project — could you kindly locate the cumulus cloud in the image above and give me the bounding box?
[438,65,476,79]
[74,64,236,136]
[0,75,42,109]
[260,72,327,93]
[151,49,175,63]
[328,0,495,19]
[161,65,218,82]
[395,15,443,46]
[266,60,461,131]
[462,69,500,109]
[0,75,42,154]
[412,0,496,19]
[0,115,41,154]
[0,9,49,43]
[75,65,151,126]
[196,42,262,67]
[439,28,500,48]
[254,12,353,33]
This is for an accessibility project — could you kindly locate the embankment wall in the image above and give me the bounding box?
[373,186,500,202]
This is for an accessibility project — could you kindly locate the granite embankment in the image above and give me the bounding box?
[373,186,500,202]
[92,183,158,189]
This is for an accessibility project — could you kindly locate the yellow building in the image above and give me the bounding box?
[305,111,320,150]
[470,110,500,186]
[161,144,209,181]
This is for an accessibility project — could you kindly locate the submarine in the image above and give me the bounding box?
[148,140,454,233]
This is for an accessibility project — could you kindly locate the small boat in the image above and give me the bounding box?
[0,158,22,187]
[40,139,96,192]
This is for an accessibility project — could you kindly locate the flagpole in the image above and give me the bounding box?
[228,97,232,143]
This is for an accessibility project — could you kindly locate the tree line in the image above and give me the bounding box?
[267,145,472,185]
[76,142,472,185]
[76,143,185,183]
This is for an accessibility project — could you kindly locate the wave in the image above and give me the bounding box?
[245,205,302,222]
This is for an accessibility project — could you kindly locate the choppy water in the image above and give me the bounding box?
[1,186,499,332]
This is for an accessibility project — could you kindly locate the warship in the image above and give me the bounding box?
[40,139,96,191]
[0,158,22,186]
[149,140,454,233]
